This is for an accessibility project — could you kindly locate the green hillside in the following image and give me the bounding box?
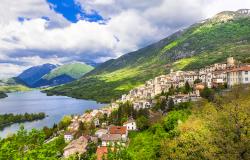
[47,10,250,103]
[0,85,31,93]
[126,85,250,159]
[43,62,94,80]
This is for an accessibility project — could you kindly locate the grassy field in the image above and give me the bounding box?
[0,85,31,93]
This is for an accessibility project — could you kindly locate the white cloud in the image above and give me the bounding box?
[0,0,69,27]
[0,63,28,79]
[202,0,250,18]
[0,0,250,78]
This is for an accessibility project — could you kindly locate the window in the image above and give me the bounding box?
[245,71,248,75]
[245,78,248,81]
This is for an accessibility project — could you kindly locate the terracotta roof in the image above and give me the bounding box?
[96,147,108,160]
[227,66,250,72]
[195,83,205,90]
[109,126,127,135]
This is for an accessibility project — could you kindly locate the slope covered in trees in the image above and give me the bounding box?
[126,85,250,160]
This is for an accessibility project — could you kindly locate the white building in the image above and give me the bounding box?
[123,119,137,131]
[101,134,123,147]
[133,100,152,110]
[227,65,250,87]
[108,126,128,141]
[169,94,190,104]
[95,129,108,138]
[64,132,74,142]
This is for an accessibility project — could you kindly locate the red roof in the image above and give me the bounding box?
[109,126,127,135]
[227,66,250,72]
[96,147,108,160]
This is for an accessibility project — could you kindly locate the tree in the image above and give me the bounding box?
[168,85,175,95]
[184,81,192,94]
[167,98,175,111]
[58,115,72,130]
[161,86,250,159]
[78,121,88,136]
[210,86,250,159]
[81,142,97,160]
[106,145,132,160]
[153,99,166,112]
[200,87,215,101]
[194,79,202,84]
[136,116,150,131]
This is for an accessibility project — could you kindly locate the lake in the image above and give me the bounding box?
[0,91,106,138]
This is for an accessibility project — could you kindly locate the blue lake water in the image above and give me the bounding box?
[0,91,106,138]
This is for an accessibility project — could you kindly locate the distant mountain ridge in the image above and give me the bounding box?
[46,9,250,102]
[43,62,94,80]
[17,64,57,87]
[15,62,94,88]
[33,74,75,87]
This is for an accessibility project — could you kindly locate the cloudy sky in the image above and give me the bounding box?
[0,0,250,78]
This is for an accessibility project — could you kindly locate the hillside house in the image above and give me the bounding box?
[123,119,137,131]
[63,136,88,158]
[108,126,128,141]
[95,129,108,138]
[169,94,190,104]
[100,134,123,146]
[64,132,74,142]
[133,100,152,110]
[68,121,79,132]
[227,65,250,87]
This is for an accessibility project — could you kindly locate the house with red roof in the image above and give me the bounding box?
[108,126,128,141]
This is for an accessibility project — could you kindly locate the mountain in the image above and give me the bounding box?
[32,62,94,87]
[46,9,250,102]
[43,62,94,80]
[33,74,75,87]
[17,64,57,87]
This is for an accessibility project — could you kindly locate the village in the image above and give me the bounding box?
[62,57,250,159]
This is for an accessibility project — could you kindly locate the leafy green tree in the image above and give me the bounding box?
[136,116,150,131]
[184,81,192,94]
[0,126,66,160]
[168,85,175,95]
[200,87,215,101]
[160,85,250,160]
[80,142,97,160]
[194,79,202,84]
[106,145,132,160]
[58,115,72,130]
[163,110,190,133]
[167,98,175,111]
